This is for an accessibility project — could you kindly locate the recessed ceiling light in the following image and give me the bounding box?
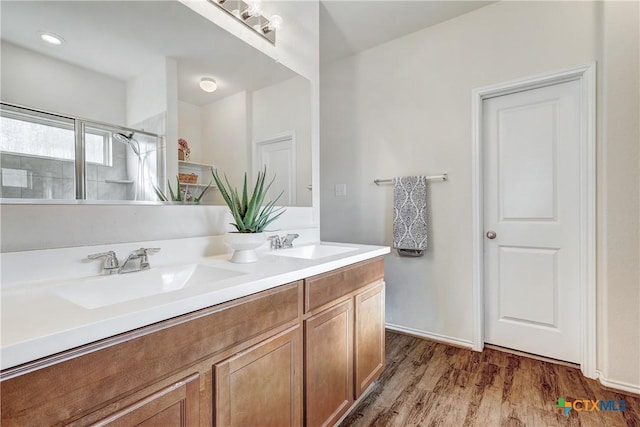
[39,32,65,46]
[200,77,218,93]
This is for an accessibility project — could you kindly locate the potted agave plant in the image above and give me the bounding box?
[212,167,285,263]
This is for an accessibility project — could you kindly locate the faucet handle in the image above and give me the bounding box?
[282,234,300,248]
[87,251,119,270]
[131,247,161,257]
[268,235,281,249]
[131,248,160,270]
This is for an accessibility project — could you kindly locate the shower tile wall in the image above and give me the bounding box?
[0,153,74,199]
[0,145,130,200]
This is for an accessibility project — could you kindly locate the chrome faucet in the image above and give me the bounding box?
[88,248,160,275]
[268,234,300,249]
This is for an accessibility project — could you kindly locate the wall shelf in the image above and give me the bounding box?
[178,161,215,188]
[105,180,134,185]
[178,160,214,169]
[179,182,216,189]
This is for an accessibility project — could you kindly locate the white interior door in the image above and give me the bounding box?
[483,80,581,363]
[256,134,296,205]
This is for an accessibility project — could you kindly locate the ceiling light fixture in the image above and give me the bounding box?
[208,0,282,44]
[199,77,218,93]
[39,32,65,46]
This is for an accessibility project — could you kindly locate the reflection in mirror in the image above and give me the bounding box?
[0,0,312,206]
[0,103,162,201]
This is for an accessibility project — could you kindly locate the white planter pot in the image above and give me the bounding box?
[224,232,267,263]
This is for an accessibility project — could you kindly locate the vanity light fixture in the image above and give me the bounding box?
[209,0,281,44]
[261,15,282,34]
[199,77,218,93]
[39,32,65,46]
[241,1,262,20]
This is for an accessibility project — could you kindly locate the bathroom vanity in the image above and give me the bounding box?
[0,244,388,426]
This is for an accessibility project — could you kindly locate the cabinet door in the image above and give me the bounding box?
[214,326,302,427]
[93,373,199,426]
[354,281,385,398]
[305,300,353,427]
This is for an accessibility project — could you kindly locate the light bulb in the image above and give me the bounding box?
[241,1,262,19]
[263,15,282,33]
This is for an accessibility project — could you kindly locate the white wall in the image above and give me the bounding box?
[320,1,639,389]
[597,0,640,391]
[177,101,203,162]
[0,41,126,125]
[126,56,168,127]
[201,91,249,186]
[252,76,312,206]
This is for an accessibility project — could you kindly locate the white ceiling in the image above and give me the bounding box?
[2,1,497,102]
[320,0,495,63]
[0,1,297,106]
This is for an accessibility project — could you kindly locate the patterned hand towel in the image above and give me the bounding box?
[393,176,428,256]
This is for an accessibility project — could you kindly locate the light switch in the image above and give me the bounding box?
[335,183,347,197]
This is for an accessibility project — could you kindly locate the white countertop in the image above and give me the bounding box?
[1,242,389,371]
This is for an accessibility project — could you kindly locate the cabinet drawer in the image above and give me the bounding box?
[304,257,384,313]
[91,373,200,426]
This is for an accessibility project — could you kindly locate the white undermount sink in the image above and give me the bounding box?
[268,244,358,260]
[53,264,245,309]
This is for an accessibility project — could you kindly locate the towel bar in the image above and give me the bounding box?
[373,173,448,185]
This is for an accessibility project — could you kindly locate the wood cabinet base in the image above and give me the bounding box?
[1,257,386,426]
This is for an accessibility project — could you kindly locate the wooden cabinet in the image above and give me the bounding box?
[303,257,385,426]
[214,326,302,427]
[354,282,385,398]
[1,257,386,427]
[92,373,200,426]
[1,282,300,426]
[305,300,353,427]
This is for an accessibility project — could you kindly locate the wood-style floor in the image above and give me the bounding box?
[340,331,640,427]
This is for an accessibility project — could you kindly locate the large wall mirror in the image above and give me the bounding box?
[0,0,312,206]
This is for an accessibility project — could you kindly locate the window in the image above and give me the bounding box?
[0,103,161,201]
[0,109,110,166]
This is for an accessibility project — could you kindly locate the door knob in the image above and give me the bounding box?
[486,230,497,240]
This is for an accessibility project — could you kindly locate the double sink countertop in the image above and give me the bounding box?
[1,242,389,372]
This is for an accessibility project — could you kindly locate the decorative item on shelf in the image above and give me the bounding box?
[152,177,211,204]
[212,166,285,263]
[178,172,198,184]
[178,138,191,161]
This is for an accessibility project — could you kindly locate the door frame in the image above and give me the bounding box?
[470,63,596,378]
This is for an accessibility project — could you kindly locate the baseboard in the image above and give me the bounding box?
[597,371,640,396]
[385,323,474,350]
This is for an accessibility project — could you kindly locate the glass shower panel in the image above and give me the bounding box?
[0,106,76,200]
[83,123,160,201]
